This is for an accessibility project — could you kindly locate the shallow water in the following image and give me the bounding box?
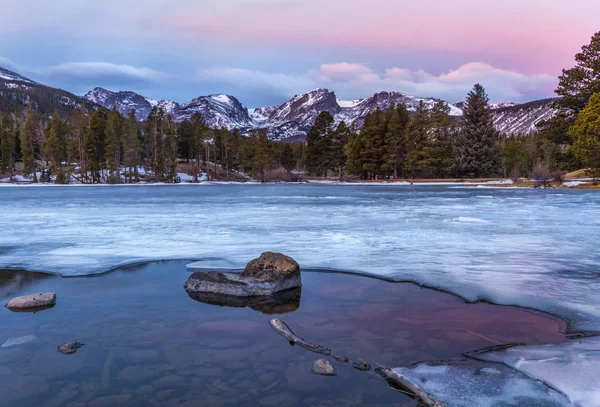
[1,184,599,332]
[0,262,569,407]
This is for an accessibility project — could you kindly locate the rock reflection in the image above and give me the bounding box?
[186,287,301,314]
[0,270,55,299]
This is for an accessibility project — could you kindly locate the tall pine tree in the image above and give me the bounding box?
[21,105,39,182]
[453,84,501,177]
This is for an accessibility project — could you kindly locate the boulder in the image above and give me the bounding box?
[184,252,301,298]
[311,359,336,376]
[5,293,56,312]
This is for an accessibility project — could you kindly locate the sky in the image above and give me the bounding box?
[0,0,598,107]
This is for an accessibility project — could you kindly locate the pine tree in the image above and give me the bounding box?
[43,113,67,172]
[420,101,456,177]
[346,122,368,179]
[453,84,502,177]
[280,143,296,173]
[538,31,600,145]
[145,106,158,175]
[361,109,387,179]
[86,109,106,183]
[252,129,275,182]
[164,114,179,182]
[331,121,351,178]
[105,107,122,179]
[569,93,600,177]
[21,105,39,182]
[383,104,410,178]
[403,101,430,177]
[123,110,141,183]
[0,113,15,181]
[68,106,88,181]
[305,111,334,176]
[556,31,600,114]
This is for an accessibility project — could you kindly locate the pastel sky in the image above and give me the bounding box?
[1,0,598,107]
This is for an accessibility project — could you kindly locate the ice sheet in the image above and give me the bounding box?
[473,337,600,407]
[391,359,571,407]
[1,184,600,332]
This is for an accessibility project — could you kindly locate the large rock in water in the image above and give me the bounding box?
[5,293,56,312]
[184,252,301,297]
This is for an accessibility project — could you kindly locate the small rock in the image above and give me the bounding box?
[6,293,56,312]
[311,359,336,376]
[352,359,371,371]
[58,342,84,355]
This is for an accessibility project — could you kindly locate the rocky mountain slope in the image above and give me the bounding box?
[0,67,96,117]
[85,87,179,121]
[491,99,557,135]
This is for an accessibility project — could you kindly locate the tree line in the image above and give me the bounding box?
[1,31,599,183]
[0,106,305,183]
[302,31,600,180]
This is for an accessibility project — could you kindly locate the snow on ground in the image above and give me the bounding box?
[563,181,590,187]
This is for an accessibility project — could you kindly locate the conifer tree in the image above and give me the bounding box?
[0,113,15,181]
[21,105,39,182]
[403,101,430,177]
[305,111,335,176]
[164,114,179,181]
[331,121,351,178]
[43,113,67,172]
[105,107,122,178]
[68,106,88,181]
[360,109,386,179]
[383,104,410,178]
[569,93,600,177]
[86,109,106,183]
[123,110,141,183]
[453,84,501,177]
[280,143,296,173]
[420,101,456,177]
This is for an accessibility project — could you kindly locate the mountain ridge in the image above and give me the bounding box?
[0,65,557,140]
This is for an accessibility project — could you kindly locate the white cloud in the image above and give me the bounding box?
[43,62,166,83]
[199,62,557,103]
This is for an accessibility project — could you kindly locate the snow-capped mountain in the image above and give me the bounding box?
[84,88,180,121]
[174,94,252,129]
[85,85,556,140]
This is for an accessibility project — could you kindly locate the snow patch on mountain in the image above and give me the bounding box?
[0,67,37,84]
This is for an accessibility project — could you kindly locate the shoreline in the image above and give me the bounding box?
[1,178,598,189]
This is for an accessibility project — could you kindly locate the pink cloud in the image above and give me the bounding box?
[157,0,599,74]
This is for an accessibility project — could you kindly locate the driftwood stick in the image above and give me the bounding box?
[269,318,331,355]
[378,368,446,407]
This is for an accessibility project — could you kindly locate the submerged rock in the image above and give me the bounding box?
[311,359,336,376]
[5,292,56,312]
[58,342,84,355]
[184,252,301,297]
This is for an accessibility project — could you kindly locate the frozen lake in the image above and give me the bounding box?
[1,184,599,332]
